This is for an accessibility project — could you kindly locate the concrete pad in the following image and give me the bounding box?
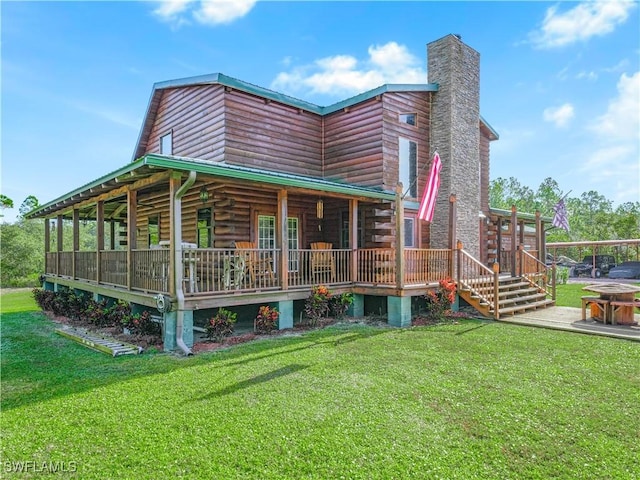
[499,306,640,342]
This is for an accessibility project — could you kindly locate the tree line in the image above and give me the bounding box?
[1,179,639,287]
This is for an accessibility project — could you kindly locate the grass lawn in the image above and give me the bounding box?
[2,288,639,479]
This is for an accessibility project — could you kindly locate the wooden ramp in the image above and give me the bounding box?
[55,327,144,356]
[498,306,640,342]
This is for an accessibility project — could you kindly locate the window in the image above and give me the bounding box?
[160,131,173,155]
[148,215,159,246]
[257,215,276,250]
[399,113,416,126]
[404,218,415,248]
[340,211,363,248]
[258,215,300,270]
[197,208,212,248]
[399,137,417,198]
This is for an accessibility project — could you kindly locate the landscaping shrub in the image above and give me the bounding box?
[304,285,331,326]
[206,308,237,342]
[254,305,279,334]
[329,292,354,320]
[423,277,456,321]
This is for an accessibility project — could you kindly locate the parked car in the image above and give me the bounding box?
[572,255,616,278]
[607,261,640,279]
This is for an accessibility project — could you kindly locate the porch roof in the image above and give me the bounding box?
[490,207,553,223]
[26,153,397,219]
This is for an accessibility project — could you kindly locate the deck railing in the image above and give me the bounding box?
[44,247,456,295]
[518,247,555,299]
[457,247,499,315]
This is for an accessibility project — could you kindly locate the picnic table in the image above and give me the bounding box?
[582,283,640,325]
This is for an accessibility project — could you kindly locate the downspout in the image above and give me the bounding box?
[174,170,197,355]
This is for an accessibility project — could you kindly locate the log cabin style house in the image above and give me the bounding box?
[28,35,555,353]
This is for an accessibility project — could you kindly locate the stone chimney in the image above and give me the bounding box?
[427,34,481,258]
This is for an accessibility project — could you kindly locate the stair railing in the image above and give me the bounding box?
[456,241,501,318]
[518,246,556,300]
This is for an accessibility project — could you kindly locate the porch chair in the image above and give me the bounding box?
[310,242,336,282]
[234,241,275,287]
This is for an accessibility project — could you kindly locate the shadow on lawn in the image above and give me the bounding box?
[0,313,391,411]
[195,364,309,400]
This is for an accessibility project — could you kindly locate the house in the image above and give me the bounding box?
[27,35,555,353]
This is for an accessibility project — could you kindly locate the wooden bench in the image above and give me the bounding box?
[609,299,640,325]
[581,296,610,324]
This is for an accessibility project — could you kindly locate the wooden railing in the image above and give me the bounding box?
[100,251,127,287]
[457,247,499,316]
[75,252,97,281]
[59,252,73,277]
[519,247,555,299]
[44,247,457,295]
[405,249,452,284]
[132,249,170,293]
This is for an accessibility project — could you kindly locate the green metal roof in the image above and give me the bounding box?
[26,154,396,218]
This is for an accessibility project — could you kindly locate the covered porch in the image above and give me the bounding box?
[31,154,463,351]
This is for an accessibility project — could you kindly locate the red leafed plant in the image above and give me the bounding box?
[254,305,279,334]
[424,277,457,321]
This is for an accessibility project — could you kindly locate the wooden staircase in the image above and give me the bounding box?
[458,275,555,319]
[456,246,555,320]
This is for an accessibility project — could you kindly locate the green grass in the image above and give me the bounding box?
[0,288,38,314]
[554,281,640,308]
[2,302,639,479]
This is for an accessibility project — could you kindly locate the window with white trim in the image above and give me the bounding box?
[160,131,173,155]
[399,137,417,198]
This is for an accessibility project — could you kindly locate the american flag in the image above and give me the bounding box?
[418,152,442,222]
[552,198,570,232]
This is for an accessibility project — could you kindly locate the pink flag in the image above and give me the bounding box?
[418,152,442,222]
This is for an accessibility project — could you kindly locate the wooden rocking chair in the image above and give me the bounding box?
[234,241,275,287]
[310,242,336,282]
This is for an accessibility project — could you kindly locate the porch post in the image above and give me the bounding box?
[449,194,457,276]
[510,205,517,277]
[277,190,288,290]
[96,201,104,283]
[395,183,404,289]
[73,209,79,279]
[388,296,411,327]
[56,214,63,276]
[349,199,358,282]
[535,211,543,263]
[277,300,293,329]
[44,218,50,276]
[127,189,137,290]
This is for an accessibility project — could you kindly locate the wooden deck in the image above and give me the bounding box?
[498,306,640,342]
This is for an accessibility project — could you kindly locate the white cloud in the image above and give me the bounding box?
[576,70,598,81]
[543,103,575,127]
[582,71,640,202]
[194,0,257,25]
[271,42,426,98]
[529,0,636,49]
[591,71,640,140]
[152,0,256,27]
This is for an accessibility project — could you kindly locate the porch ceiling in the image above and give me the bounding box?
[26,153,396,220]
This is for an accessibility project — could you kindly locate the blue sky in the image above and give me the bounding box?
[2,1,639,223]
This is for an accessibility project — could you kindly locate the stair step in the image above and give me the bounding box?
[497,299,556,316]
[498,293,548,307]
